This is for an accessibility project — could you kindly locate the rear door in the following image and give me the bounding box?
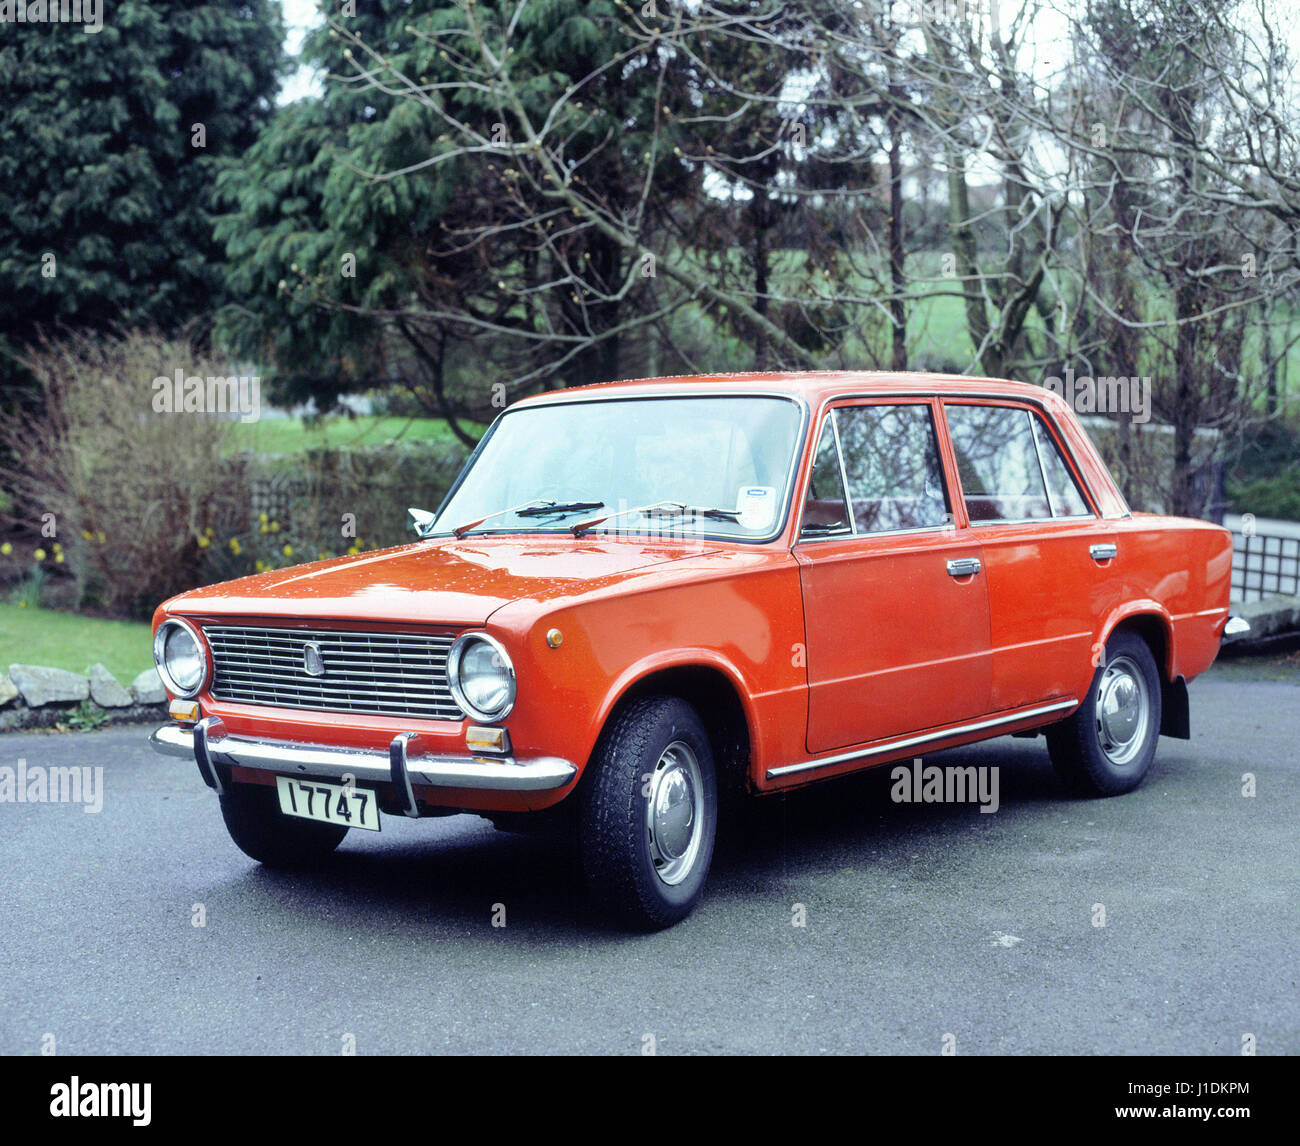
[795,399,992,754]
[941,400,1117,710]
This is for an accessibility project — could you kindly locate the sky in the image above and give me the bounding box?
[279,0,324,104]
[274,0,1300,108]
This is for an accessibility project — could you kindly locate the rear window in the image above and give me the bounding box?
[945,404,1054,523]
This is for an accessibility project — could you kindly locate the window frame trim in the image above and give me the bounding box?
[940,398,1101,526]
[795,397,956,544]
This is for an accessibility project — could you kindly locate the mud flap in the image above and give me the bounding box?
[1160,675,1190,739]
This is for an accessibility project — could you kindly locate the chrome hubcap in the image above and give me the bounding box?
[645,740,704,886]
[1096,655,1150,767]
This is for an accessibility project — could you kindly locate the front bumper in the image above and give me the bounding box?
[150,718,578,814]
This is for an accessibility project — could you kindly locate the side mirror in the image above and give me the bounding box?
[407,507,437,538]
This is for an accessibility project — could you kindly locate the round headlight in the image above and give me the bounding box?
[153,618,208,698]
[448,633,515,721]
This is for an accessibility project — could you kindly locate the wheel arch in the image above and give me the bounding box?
[1099,608,1189,739]
[593,660,756,798]
[1099,605,1174,680]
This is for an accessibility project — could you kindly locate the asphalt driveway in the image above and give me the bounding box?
[0,672,1295,1055]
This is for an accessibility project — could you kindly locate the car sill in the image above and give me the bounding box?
[767,699,1079,781]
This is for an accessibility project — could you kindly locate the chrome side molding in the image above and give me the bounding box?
[766,698,1079,781]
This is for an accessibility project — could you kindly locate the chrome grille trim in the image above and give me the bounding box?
[203,624,465,721]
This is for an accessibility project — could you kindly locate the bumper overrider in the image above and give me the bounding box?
[150,716,578,816]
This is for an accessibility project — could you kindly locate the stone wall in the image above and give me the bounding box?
[0,665,167,732]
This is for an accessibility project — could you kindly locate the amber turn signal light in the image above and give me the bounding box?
[465,725,510,754]
[169,699,200,724]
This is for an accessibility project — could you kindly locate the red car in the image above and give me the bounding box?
[150,372,1242,928]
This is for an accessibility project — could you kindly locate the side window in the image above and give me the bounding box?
[835,404,950,532]
[800,417,851,536]
[945,404,1052,522]
[1030,415,1092,517]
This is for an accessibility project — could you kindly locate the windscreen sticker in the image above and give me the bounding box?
[736,485,777,530]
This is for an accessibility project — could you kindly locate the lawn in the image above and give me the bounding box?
[223,414,458,456]
[0,604,154,686]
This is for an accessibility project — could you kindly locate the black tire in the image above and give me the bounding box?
[1046,630,1163,797]
[219,782,348,868]
[579,695,718,929]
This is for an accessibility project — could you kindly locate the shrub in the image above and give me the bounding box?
[0,330,470,617]
[1226,475,1300,521]
[0,329,245,617]
[196,441,468,582]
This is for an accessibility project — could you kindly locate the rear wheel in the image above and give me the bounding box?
[219,782,348,868]
[1047,630,1162,796]
[579,695,718,929]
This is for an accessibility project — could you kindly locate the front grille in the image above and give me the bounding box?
[203,625,465,721]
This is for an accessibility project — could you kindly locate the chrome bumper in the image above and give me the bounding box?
[150,718,578,811]
[1222,615,1251,643]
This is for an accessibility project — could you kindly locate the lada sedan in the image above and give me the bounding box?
[150,373,1241,928]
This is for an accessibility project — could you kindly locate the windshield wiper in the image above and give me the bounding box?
[452,498,552,538]
[516,501,605,517]
[570,501,740,538]
[452,499,607,538]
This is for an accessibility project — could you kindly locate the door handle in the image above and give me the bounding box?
[946,557,981,577]
[1090,543,1118,561]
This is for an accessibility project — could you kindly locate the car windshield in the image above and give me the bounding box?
[435,395,804,540]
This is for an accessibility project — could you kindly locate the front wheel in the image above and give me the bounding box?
[579,695,718,929]
[219,782,348,868]
[1046,630,1162,796]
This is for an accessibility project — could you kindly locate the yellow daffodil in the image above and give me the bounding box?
[33,548,46,561]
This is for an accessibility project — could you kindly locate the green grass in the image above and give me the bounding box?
[223,414,458,456]
[0,604,153,686]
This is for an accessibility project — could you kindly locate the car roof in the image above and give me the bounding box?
[509,371,1047,410]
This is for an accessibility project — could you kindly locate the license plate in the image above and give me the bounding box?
[275,776,381,832]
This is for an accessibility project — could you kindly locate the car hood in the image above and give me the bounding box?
[162,536,724,626]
